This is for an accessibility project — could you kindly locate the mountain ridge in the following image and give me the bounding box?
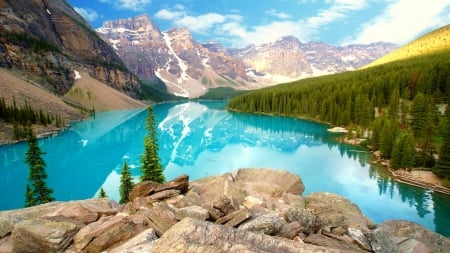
[97,14,398,98]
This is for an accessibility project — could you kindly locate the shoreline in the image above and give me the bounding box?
[353,138,450,196]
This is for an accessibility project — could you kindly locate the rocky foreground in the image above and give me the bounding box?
[0,168,448,253]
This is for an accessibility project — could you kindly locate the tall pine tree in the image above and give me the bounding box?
[140,106,165,183]
[119,161,134,204]
[24,123,54,207]
[434,108,450,179]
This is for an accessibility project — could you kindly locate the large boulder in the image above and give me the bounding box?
[284,206,323,235]
[108,228,158,253]
[238,213,286,235]
[175,206,209,221]
[369,220,450,253]
[129,174,189,202]
[0,198,117,238]
[11,218,78,253]
[305,192,375,233]
[189,173,245,209]
[152,218,348,253]
[72,215,144,252]
[232,168,305,196]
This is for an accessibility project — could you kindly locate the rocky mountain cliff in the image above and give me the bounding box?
[97,14,397,97]
[0,0,140,97]
[0,168,448,252]
[228,37,397,84]
[97,14,249,98]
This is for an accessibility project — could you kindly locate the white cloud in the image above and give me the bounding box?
[74,7,98,22]
[155,6,240,34]
[307,0,367,28]
[99,0,151,11]
[155,9,184,20]
[345,0,450,45]
[174,13,227,33]
[266,9,291,19]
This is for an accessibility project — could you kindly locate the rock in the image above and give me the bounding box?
[51,198,118,224]
[11,218,78,253]
[177,190,202,208]
[213,196,235,215]
[283,193,306,208]
[129,175,189,202]
[175,206,209,221]
[152,218,345,253]
[369,220,450,253]
[72,215,143,252]
[216,208,251,227]
[190,174,245,208]
[304,233,367,252]
[129,181,161,202]
[147,202,177,236]
[0,236,12,253]
[276,221,304,239]
[232,168,305,196]
[347,227,371,251]
[0,199,116,238]
[155,174,189,194]
[123,196,157,212]
[305,192,375,233]
[284,206,322,235]
[243,195,264,209]
[149,189,181,201]
[238,213,285,235]
[206,206,225,221]
[108,228,158,253]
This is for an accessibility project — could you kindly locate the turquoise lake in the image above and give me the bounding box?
[0,100,449,237]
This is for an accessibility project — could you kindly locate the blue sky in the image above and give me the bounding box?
[68,0,450,48]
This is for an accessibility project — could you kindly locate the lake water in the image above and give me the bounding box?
[0,100,449,237]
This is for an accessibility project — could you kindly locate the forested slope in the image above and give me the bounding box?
[365,24,450,68]
[228,49,450,180]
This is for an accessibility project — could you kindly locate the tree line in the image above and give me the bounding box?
[0,97,64,139]
[228,50,450,181]
[24,106,165,207]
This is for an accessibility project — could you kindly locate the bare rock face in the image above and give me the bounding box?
[152,218,345,253]
[0,0,140,97]
[128,174,189,202]
[305,192,375,233]
[11,218,78,253]
[0,198,117,238]
[284,206,323,235]
[369,220,450,253]
[73,215,144,253]
[229,37,397,84]
[97,15,249,98]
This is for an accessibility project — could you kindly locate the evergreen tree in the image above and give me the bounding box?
[98,187,107,198]
[24,123,54,207]
[391,131,416,170]
[25,184,36,207]
[119,161,134,204]
[140,107,165,183]
[434,109,450,179]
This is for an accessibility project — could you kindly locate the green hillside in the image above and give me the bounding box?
[227,24,450,180]
[365,24,450,68]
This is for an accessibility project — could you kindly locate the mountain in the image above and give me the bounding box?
[97,15,397,98]
[0,0,150,143]
[228,37,397,84]
[365,24,450,68]
[97,15,250,98]
[0,0,141,98]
